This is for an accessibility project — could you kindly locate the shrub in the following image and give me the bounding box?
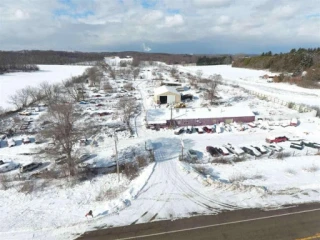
[193,165,212,175]
[229,173,246,183]
[123,162,139,180]
[211,157,230,164]
[136,155,148,168]
[19,180,35,194]
[303,164,319,172]
[287,102,295,109]
[251,174,264,180]
[96,186,126,201]
[276,152,291,160]
[286,168,297,175]
[233,155,247,163]
[0,174,10,190]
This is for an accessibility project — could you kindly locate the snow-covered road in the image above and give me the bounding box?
[86,138,243,232]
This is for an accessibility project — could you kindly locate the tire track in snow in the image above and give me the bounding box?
[171,161,240,211]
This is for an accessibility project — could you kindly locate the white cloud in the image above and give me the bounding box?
[142,10,163,23]
[163,14,184,27]
[271,4,298,20]
[216,15,231,25]
[0,0,319,52]
[14,9,29,20]
[192,0,232,8]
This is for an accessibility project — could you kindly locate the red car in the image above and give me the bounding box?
[266,136,288,143]
[203,126,211,133]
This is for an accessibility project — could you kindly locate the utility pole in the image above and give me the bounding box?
[180,138,184,161]
[170,105,173,129]
[114,131,120,182]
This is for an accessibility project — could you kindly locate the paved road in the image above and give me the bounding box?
[77,203,320,240]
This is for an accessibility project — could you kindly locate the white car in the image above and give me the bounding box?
[7,139,16,147]
[248,146,262,157]
[264,144,282,152]
[76,154,91,163]
[0,161,19,173]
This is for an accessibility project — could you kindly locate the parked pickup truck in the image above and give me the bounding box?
[303,141,320,149]
[266,136,288,143]
[290,143,303,150]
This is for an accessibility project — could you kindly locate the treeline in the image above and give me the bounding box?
[232,48,320,73]
[0,52,39,74]
[233,48,320,88]
[196,55,232,66]
[0,50,201,66]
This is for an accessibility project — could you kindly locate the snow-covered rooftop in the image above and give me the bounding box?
[154,85,180,95]
[146,105,255,124]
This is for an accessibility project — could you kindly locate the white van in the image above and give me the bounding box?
[20,162,42,173]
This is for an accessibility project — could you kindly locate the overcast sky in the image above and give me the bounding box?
[0,0,319,54]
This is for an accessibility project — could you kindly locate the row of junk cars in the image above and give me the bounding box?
[205,136,320,158]
[174,124,240,135]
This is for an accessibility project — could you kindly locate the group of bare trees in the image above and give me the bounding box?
[201,74,222,103]
[5,58,143,178]
[187,70,221,104]
[116,97,138,134]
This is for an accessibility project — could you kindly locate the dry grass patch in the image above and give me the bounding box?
[96,185,126,201]
[303,164,319,173]
[286,168,297,175]
[276,152,291,160]
[229,173,247,183]
[0,174,10,190]
[211,157,230,164]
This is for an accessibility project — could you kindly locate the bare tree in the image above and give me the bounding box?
[102,80,113,93]
[25,86,43,104]
[96,60,109,72]
[8,88,30,109]
[39,82,64,105]
[62,79,86,102]
[196,70,203,80]
[203,74,221,104]
[86,67,103,88]
[131,58,141,67]
[39,104,86,176]
[170,66,178,78]
[116,98,137,134]
[123,82,134,91]
[189,75,198,88]
[109,68,116,80]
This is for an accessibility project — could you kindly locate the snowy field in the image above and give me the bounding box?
[0,65,89,110]
[181,65,320,108]
[0,64,320,240]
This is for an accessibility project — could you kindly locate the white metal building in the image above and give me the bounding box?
[104,56,133,66]
[153,86,181,104]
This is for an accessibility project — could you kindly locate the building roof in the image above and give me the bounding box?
[154,85,180,96]
[146,105,255,124]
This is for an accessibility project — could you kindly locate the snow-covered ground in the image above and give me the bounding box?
[180,65,320,108]
[0,65,89,110]
[0,64,320,240]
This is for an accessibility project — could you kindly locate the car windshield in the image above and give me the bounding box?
[189,150,196,154]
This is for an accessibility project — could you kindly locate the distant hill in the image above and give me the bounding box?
[0,50,199,66]
[0,50,235,70]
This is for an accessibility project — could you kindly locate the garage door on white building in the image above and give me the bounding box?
[167,95,176,104]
